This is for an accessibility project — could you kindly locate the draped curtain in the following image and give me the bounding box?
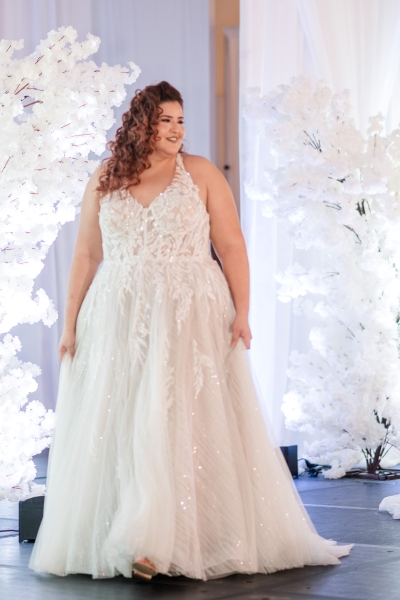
[240,0,400,443]
[0,0,211,410]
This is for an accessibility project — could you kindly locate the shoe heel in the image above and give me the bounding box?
[133,568,153,581]
[132,560,157,581]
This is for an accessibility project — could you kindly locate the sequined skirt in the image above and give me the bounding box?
[29,256,352,578]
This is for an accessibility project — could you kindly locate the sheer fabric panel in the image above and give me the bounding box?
[294,0,400,132]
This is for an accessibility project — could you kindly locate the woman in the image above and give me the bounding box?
[29,81,352,580]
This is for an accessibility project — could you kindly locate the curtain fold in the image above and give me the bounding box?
[295,0,400,131]
[240,0,301,441]
[1,0,211,410]
[240,0,400,443]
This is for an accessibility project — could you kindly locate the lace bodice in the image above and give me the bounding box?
[99,153,210,265]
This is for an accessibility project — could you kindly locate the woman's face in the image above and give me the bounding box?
[154,101,185,156]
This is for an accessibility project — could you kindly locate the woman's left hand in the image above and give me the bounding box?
[231,314,252,349]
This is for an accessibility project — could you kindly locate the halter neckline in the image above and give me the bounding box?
[125,153,185,211]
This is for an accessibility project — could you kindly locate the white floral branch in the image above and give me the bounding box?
[244,76,400,478]
[0,27,140,500]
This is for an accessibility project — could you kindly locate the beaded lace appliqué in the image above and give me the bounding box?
[99,154,216,365]
[193,340,214,399]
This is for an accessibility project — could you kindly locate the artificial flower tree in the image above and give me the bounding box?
[244,77,400,477]
[0,27,140,500]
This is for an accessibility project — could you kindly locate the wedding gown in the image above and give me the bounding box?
[29,153,352,579]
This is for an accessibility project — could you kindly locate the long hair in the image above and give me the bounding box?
[97,81,184,195]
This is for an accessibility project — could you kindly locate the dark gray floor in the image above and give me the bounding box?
[2,457,400,599]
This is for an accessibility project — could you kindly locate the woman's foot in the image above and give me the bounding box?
[132,557,157,581]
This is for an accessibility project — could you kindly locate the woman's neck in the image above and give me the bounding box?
[148,151,178,169]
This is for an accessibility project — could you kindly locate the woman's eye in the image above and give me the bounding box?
[159,118,184,124]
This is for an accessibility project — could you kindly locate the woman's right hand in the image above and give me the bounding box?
[59,329,76,361]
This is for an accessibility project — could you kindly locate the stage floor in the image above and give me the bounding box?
[2,456,400,600]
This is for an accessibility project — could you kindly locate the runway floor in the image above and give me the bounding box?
[1,455,400,600]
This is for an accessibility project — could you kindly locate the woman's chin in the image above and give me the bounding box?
[155,146,181,157]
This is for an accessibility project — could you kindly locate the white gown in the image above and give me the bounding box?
[29,153,352,579]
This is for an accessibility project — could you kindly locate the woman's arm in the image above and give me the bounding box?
[59,168,104,360]
[183,155,252,349]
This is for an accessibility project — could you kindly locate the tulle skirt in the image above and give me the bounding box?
[29,257,352,579]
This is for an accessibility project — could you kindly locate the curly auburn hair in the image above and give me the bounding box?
[97,81,184,195]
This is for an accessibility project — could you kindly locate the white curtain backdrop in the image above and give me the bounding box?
[1,0,211,410]
[240,0,400,444]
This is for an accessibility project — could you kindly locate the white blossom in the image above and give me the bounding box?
[0,28,140,500]
[244,76,400,477]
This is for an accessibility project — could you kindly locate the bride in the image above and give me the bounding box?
[29,81,352,580]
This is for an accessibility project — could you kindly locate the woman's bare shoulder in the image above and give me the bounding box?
[181,153,230,207]
[92,161,108,183]
[85,162,108,195]
[181,153,218,176]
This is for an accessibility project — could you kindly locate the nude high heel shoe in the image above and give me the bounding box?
[132,558,158,580]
